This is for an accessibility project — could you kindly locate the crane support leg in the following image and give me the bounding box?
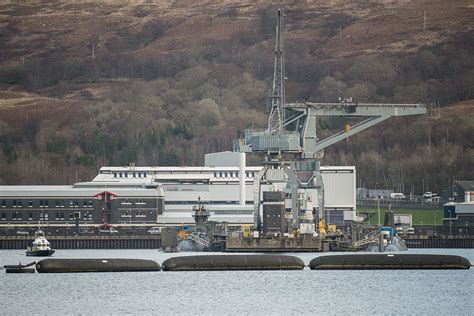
[253,165,269,231]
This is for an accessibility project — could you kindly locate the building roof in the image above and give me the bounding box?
[0,185,163,198]
[455,181,474,191]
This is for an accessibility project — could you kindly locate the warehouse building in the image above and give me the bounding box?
[443,202,474,235]
[0,184,164,232]
[0,152,357,232]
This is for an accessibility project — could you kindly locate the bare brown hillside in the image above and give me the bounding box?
[0,1,473,191]
[1,1,472,58]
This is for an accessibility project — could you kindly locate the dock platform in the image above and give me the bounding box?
[225,236,329,252]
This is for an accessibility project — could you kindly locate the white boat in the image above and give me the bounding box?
[25,230,55,257]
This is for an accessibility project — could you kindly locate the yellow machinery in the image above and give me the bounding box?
[241,225,251,237]
[178,230,187,240]
[318,218,326,235]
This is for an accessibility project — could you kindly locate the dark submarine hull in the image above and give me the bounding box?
[36,258,161,273]
[309,254,471,270]
[162,254,305,271]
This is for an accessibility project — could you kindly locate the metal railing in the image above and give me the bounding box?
[357,198,443,210]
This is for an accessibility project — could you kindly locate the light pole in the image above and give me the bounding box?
[448,210,452,236]
[377,198,380,226]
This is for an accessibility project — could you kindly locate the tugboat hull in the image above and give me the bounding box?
[26,249,55,257]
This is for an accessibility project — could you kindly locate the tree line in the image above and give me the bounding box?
[0,7,472,193]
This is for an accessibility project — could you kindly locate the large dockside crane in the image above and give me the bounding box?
[234,9,427,235]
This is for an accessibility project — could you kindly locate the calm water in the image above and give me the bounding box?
[1,249,473,315]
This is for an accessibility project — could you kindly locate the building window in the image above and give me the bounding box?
[1,212,5,220]
[133,172,136,177]
[88,200,93,207]
[29,212,33,220]
[55,213,60,221]
[1,200,5,207]
[17,212,22,220]
[55,201,60,208]
[136,200,146,205]
[74,201,79,208]
[83,211,93,220]
[121,211,131,218]
[44,200,49,207]
[113,172,117,178]
[12,212,17,220]
[136,210,146,218]
[28,200,33,207]
[44,212,49,221]
[39,200,43,207]
[121,200,132,205]
[119,172,122,178]
[69,212,74,220]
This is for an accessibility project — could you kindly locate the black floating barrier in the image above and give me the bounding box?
[36,259,161,273]
[4,262,36,273]
[162,254,305,271]
[309,254,471,270]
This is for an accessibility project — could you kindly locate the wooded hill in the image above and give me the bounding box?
[0,1,473,195]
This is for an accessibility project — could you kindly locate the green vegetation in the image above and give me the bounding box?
[0,2,472,186]
[358,207,444,226]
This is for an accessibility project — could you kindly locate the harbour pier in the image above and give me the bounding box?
[0,235,161,250]
[2,235,474,250]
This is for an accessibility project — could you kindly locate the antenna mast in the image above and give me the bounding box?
[268,9,286,133]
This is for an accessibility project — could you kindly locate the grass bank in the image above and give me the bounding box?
[357,207,443,226]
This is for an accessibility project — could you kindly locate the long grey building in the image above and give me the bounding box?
[0,184,164,231]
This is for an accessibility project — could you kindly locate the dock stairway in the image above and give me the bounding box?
[186,234,210,248]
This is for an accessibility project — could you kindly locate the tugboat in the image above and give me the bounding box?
[26,230,55,257]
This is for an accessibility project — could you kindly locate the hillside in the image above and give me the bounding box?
[0,0,473,194]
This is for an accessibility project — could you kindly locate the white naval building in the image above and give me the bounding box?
[91,152,357,227]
